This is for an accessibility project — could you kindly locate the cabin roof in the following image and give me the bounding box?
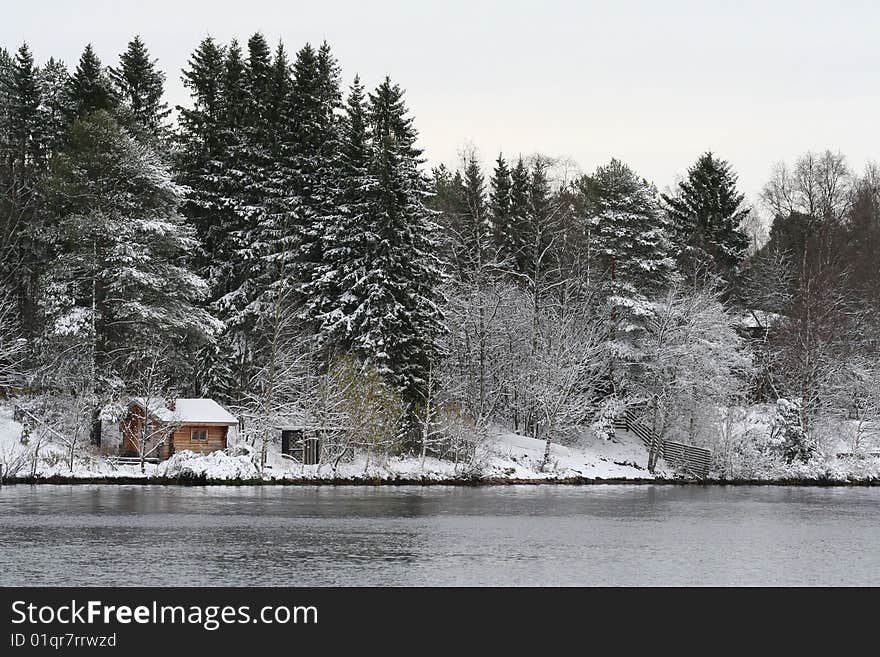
[117,397,238,426]
[174,399,238,425]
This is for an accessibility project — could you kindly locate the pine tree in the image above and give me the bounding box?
[108,36,170,139]
[523,156,556,279]
[45,110,220,438]
[662,152,749,283]
[49,111,220,350]
[0,46,14,283]
[587,158,677,319]
[68,44,116,120]
[210,38,248,303]
[229,31,276,316]
[428,164,466,278]
[267,41,291,128]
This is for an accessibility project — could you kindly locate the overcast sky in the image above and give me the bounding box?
[4,0,880,201]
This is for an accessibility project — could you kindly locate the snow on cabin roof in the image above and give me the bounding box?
[115,397,238,425]
[173,399,238,425]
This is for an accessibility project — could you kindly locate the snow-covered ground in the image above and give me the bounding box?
[255,425,672,482]
[1,403,670,482]
[2,403,878,483]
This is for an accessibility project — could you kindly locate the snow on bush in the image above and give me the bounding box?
[770,398,813,462]
[157,449,259,480]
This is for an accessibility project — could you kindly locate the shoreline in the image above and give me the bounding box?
[1,475,878,487]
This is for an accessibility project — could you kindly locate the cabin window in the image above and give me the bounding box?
[191,429,208,442]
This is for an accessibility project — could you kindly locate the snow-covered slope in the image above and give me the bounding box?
[258,426,670,482]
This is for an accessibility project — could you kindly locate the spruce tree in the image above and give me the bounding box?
[524,157,555,279]
[2,43,49,347]
[291,42,343,327]
[177,36,249,399]
[211,37,248,305]
[109,36,170,139]
[224,32,289,359]
[489,153,512,260]
[68,44,116,120]
[209,39,255,397]
[7,43,42,170]
[310,75,372,349]
[346,77,445,402]
[0,46,14,279]
[661,151,749,283]
[38,57,72,160]
[177,35,226,240]
[428,164,467,278]
[459,151,492,277]
[505,157,531,273]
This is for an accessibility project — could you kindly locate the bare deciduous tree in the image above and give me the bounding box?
[761,150,853,223]
[635,284,752,472]
[827,359,880,454]
[122,354,181,473]
[0,291,26,394]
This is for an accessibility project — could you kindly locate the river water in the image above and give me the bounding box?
[1,484,877,586]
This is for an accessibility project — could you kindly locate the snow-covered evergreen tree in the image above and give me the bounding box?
[458,151,493,277]
[109,36,170,140]
[661,151,749,284]
[176,35,226,251]
[2,43,49,347]
[67,44,116,120]
[7,43,43,170]
[489,153,512,262]
[586,158,677,324]
[505,157,531,274]
[176,36,245,398]
[314,75,373,349]
[46,110,220,394]
[38,57,72,160]
[342,77,445,402]
[291,42,343,328]
[223,33,278,337]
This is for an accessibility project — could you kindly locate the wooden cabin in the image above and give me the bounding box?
[118,398,238,461]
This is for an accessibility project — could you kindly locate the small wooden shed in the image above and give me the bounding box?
[119,398,239,461]
[276,424,348,465]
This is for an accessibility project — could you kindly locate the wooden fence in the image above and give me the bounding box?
[613,407,711,479]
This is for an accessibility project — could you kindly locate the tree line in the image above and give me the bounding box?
[1,34,879,473]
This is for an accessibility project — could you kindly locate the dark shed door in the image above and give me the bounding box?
[281,429,303,456]
[303,436,320,465]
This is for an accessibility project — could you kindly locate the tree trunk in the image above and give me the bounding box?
[90,407,102,447]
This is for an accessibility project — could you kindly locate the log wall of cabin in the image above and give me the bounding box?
[119,407,172,458]
[167,424,228,457]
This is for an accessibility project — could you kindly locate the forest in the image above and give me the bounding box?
[1,33,879,480]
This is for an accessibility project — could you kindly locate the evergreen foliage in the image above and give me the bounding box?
[662,151,749,283]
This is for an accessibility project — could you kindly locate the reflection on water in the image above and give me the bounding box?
[1,484,878,586]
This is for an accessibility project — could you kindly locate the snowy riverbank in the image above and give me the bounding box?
[0,403,672,483]
[2,404,879,485]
